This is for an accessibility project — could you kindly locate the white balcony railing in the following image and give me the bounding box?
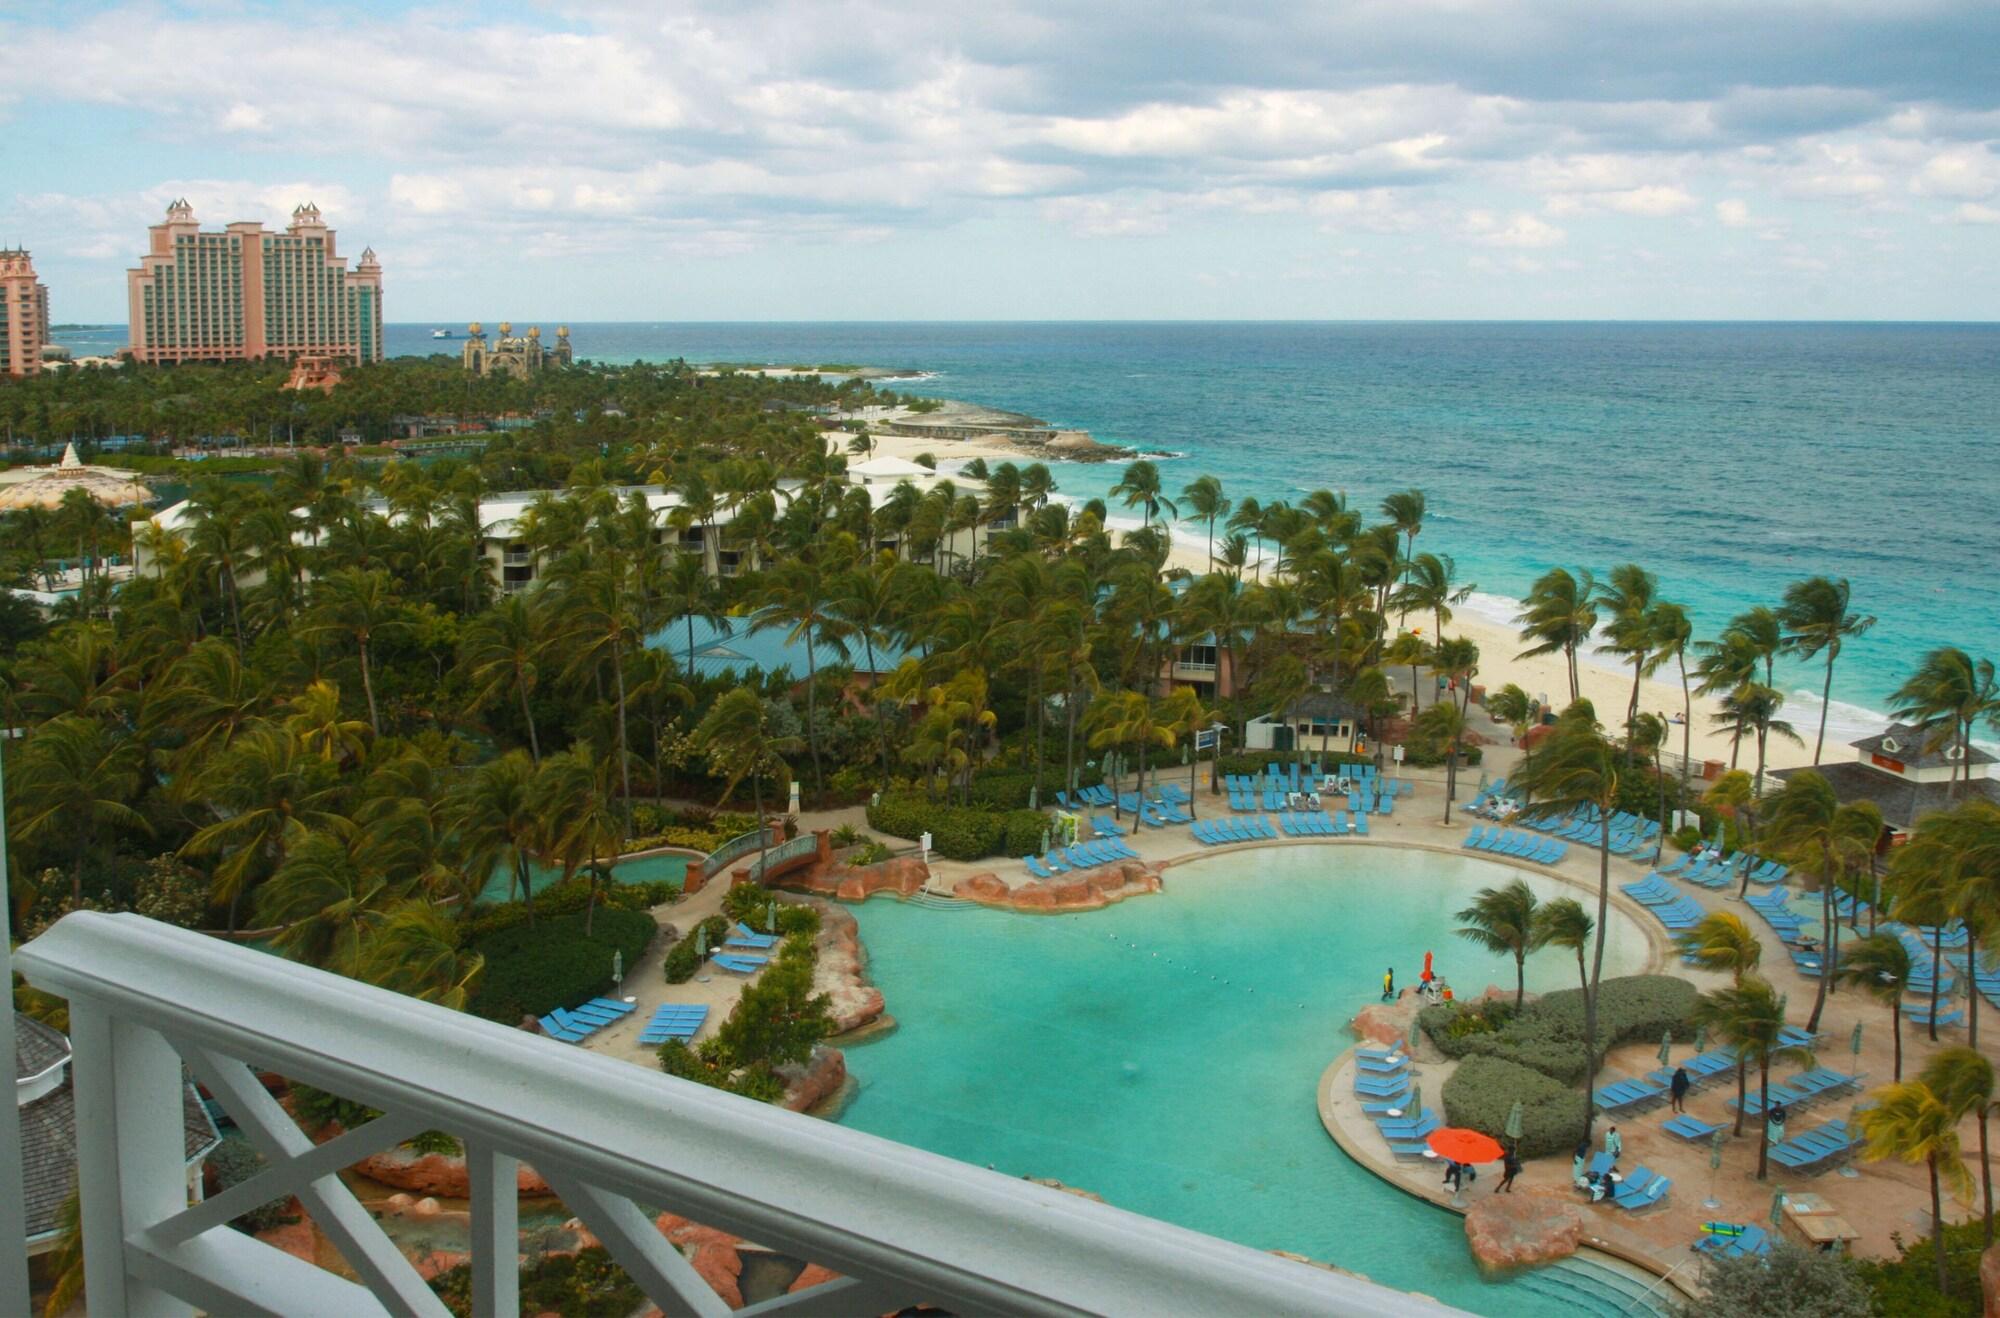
[14,912,1448,1318]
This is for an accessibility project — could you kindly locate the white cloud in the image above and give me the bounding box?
[1912,148,1998,199]
[1466,211,1566,248]
[1954,203,2000,225]
[1715,198,1752,226]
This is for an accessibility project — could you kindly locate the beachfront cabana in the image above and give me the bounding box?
[1771,721,2000,833]
[0,443,153,512]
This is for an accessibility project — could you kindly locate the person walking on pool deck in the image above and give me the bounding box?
[1670,1065,1692,1114]
[1382,967,1394,1001]
[1604,1125,1622,1165]
[1442,1160,1462,1192]
[1571,1139,1589,1181]
[1497,1146,1522,1194]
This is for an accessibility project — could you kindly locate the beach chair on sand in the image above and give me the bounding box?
[1663,1114,1723,1141]
[712,953,767,974]
[1355,812,1371,836]
[1092,815,1125,838]
[728,923,779,949]
[537,1014,595,1043]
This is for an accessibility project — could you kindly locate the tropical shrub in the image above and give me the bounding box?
[830,823,865,846]
[1852,1220,1988,1318]
[130,856,210,928]
[289,1083,380,1134]
[467,878,677,941]
[467,909,656,1023]
[429,1246,643,1318]
[207,1135,294,1233]
[1422,975,1698,1086]
[658,915,832,1103]
[1215,750,1370,777]
[1707,1240,1873,1318]
[1440,1055,1588,1159]
[964,768,1101,811]
[773,904,821,937]
[662,915,732,984]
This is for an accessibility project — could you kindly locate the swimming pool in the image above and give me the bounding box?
[837,845,1653,1315]
[474,850,690,904]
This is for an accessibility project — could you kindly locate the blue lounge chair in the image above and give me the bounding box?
[712,953,767,974]
[537,1014,594,1043]
[1663,1114,1724,1141]
[1025,856,1057,879]
[1092,815,1125,838]
[1729,1083,1806,1116]
[1611,1168,1670,1211]
[1333,810,1349,834]
[1355,812,1370,837]
[1906,1001,1964,1028]
[728,923,779,949]
[1359,1092,1412,1116]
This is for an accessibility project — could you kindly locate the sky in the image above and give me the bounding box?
[2,0,1997,322]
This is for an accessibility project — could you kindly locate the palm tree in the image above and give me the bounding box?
[1379,489,1425,582]
[751,553,851,800]
[1888,831,1960,1043]
[446,749,546,926]
[359,900,486,1009]
[1508,706,1623,1129]
[1898,799,2000,1050]
[1180,475,1230,573]
[1418,702,1469,821]
[284,679,371,765]
[553,563,640,835]
[1597,563,1656,744]
[1674,911,1763,984]
[459,593,548,761]
[1838,933,1914,1079]
[1392,552,1473,647]
[253,828,406,973]
[828,552,911,790]
[1694,976,1813,1173]
[1383,631,1430,717]
[1892,647,2000,798]
[1513,567,1597,704]
[1922,1047,1996,1247]
[660,548,723,676]
[8,714,149,905]
[1227,497,1266,580]
[1860,1078,1975,1296]
[1694,628,1763,770]
[1088,691,1174,817]
[1109,459,1176,531]
[1456,880,1539,1010]
[1718,682,1798,799]
[1780,577,1876,765]
[531,745,623,936]
[1648,601,1696,797]
[300,568,407,735]
[182,726,348,930]
[1529,897,1594,1004]
[693,689,801,877]
[143,637,270,780]
[1761,771,1886,1032]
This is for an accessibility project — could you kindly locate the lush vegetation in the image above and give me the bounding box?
[1438,1055,1587,1160]
[1421,974,1697,1087]
[1852,1220,1991,1318]
[1696,1240,1873,1318]
[466,908,657,1023]
[658,903,832,1101]
[429,1246,643,1318]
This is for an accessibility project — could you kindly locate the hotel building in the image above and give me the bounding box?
[0,249,50,378]
[126,200,383,366]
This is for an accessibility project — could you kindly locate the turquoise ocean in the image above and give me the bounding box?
[63,319,2000,736]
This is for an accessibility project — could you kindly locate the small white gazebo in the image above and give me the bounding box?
[0,444,154,512]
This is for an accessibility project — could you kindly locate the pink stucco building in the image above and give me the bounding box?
[126,200,383,366]
[0,249,50,378]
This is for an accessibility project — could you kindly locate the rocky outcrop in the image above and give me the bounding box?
[953,862,1161,913]
[1349,1001,1417,1050]
[814,900,886,1034]
[347,1143,551,1199]
[780,1045,847,1113]
[1462,1190,1584,1272]
[833,856,928,903]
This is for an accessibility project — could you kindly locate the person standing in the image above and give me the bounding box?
[1382,967,1395,1001]
[1670,1065,1692,1114]
[1497,1146,1522,1194]
[1604,1125,1623,1166]
[1571,1139,1590,1182]
[1442,1160,1462,1192]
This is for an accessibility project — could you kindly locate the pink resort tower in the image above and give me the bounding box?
[126,200,383,365]
[0,249,50,378]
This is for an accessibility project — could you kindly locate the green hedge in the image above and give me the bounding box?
[1441,1055,1590,1159]
[468,909,657,1023]
[1215,750,1370,777]
[663,916,731,984]
[964,768,1101,811]
[467,877,677,941]
[1422,974,1698,1087]
[865,791,1048,861]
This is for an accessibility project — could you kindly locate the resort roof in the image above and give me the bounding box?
[1286,692,1363,721]
[14,1012,220,1244]
[847,455,935,481]
[1771,760,2000,832]
[1850,721,1995,770]
[646,614,907,681]
[0,444,154,512]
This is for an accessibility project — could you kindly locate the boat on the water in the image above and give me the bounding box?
[432,328,455,339]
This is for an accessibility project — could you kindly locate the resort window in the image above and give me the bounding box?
[1177,644,1219,671]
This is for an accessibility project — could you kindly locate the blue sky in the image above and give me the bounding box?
[4,0,1997,321]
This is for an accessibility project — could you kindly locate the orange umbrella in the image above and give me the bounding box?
[1427,1128,1503,1165]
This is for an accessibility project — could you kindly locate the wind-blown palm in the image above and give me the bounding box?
[1109,459,1176,530]
[1694,976,1813,1173]
[8,713,150,905]
[300,568,407,735]
[1860,1078,1975,1295]
[1761,771,1885,1031]
[1456,880,1539,1010]
[1529,897,1594,1004]
[446,750,544,925]
[1780,576,1875,765]
[693,688,802,875]
[1921,1048,1997,1248]
[1179,475,1230,573]
[459,593,548,761]
[1514,567,1597,704]
[359,900,486,1010]
[182,726,347,929]
[254,827,408,974]
[1674,911,1763,984]
[1897,799,2000,1050]
[1837,934,1913,1080]
[1892,647,2000,797]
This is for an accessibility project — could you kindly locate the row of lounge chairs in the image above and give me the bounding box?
[1745,891,1810,943]
[1602,1165,1672,1212]
[1618,875,1704,931]
[1727,1067,1862,1116]
[1192,817,1278,845]
[1353,1047,1439,1158]
[538,996,636,1043]
[1594,1073,1669,1114]
[1649,1048,1739,1092]
[1462,826,1567,865]
[1024,837,1141,878]
[637,1003,710,1045]
[1769,1119,1866,1172]
[1279,809,1370,837]
[1519,806,1660,857]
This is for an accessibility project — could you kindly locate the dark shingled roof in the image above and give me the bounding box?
[1850,721,1996,770]
[1286,691,1363,721]
[1770,760,2000,832]
[15,1012,67,1079]
[15,1014,222,1244]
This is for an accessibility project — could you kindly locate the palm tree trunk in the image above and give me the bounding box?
[1679,655,1693,799]
[1968,930,1979,1051]
[612,648,633,838]
[1808,844,1834,1032]
[1930,928,1944,1043]
[1814,654,1834,765]
[866,636,892,791]
[1514,952,1525,1012]
[803,629,824,799]
[1981,1106,1993,1248]
[1931,1155,1947,1295]
[685,615,697,677]
[1031,658,1046,801]
[518,674,541,763]
[518,854,535,927]
[1891,999,1901,1080]
[1063,669,1079,799]
[1442,743,1456,824]
[359,639,380,734]
[1733,1058,1748,1136]
[1756,1056,1772,1180]
[1583,815,1612,1141]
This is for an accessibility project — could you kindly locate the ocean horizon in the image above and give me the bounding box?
[51,319,2000,745]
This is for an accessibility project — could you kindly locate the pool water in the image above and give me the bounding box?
[475,851,690,904]
[838,846,1652,1315]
